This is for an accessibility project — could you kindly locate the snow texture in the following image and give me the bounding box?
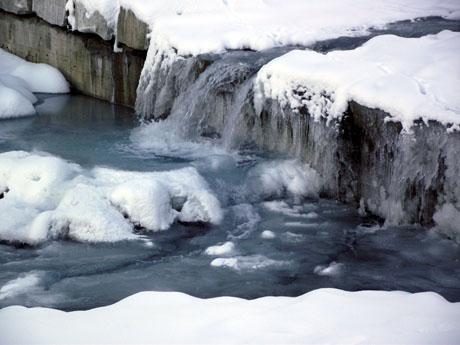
[1,288,459,345]
[255,31,460,131]
[0,151,222,245]
[0,49,69,119]
[120,0,460,56]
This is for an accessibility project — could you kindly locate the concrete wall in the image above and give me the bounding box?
[0,10,145,107]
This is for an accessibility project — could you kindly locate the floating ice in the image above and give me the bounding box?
[260,230,276,240]
[0,273,42,301]
[314,262,344,277]
[205,242,235,256]
[211,255,287,271]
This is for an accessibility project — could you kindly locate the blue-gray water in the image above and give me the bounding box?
[0,94,459,311]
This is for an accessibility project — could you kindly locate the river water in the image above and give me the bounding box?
[0,94,459,311]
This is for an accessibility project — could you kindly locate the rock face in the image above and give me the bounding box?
[117,8,149,50]
[72,1,114,40]
[32,0,67,27]
[0,0,32,15]
[0,10,145,107]
[254,99,460,226]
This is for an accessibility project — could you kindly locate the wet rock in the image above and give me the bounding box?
[117,7,149,51]
[32,0,67,27]
[71,2,114,41]
[0,0,32,15]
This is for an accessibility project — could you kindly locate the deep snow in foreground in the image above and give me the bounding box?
[120,0,460,55]
[1,288,459,345]
[0,49,69,119]
[255,31,460,131]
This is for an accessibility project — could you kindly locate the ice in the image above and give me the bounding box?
[255,31,460,131]
[314,262,344,276]
[260,230,276,240]
[433,203,460,243]
[205,242,235,256]
[1,289,459,345]
[0,273,42,301]
[0,49,69,118]
[250,160,322,200]
[0,151,222,244]
[211,255,287,271]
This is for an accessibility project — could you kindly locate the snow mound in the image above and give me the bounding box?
[120,0,460,56]
[0,151,222,245]
[255,31,460,131]
[0,49,69,119]
[1,288,459,345]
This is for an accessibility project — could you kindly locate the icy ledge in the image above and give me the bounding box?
[0,151,222,244]
[255,31,460,132]
[0,49,69,119]
[1,288,459,345]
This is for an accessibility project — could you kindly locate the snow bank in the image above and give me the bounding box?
[1,288,459,345]
[0,151,222,245]
[0,49,69,119]
[255,31,460,131]
[120,0,460,56]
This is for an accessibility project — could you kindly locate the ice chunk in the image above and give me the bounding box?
[314,262,344,276]
[205,242,235,256]
[260,230,276,239]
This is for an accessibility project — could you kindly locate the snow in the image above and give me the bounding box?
[255,31,460,131]
[0,49,69,119]
[0,151,222,245]
[1,288,459,345]
[205,242,235,256]
[66,0,120,33]
[119,0,460,56]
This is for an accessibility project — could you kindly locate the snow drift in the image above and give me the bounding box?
[0,49,69,119]
[0,288,459,345]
